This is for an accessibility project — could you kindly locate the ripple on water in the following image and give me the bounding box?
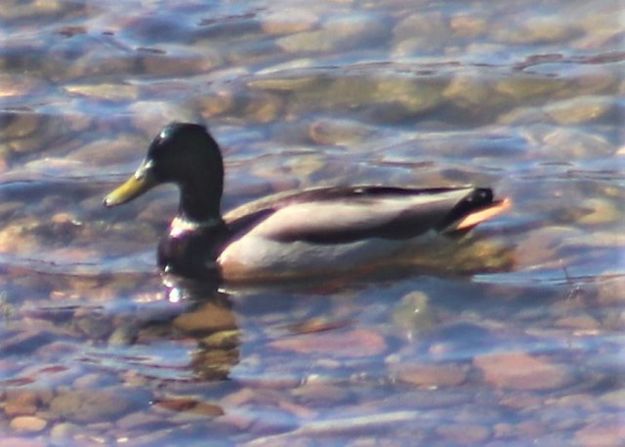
[0,0,623,446]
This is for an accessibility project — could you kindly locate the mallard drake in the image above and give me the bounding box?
[104,122,510,282]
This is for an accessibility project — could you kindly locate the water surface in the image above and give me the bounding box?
[1,0,624,445]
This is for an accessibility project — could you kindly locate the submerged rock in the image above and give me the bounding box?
[9,415,47,433]
[49,388,148,423]
[544,96,616,125]
[542,128,614,159]
[248,75,320,92]
[494,15,581,44]
[308,118,374,146]
[577,198,621,225]
[261,9,318,35]
[392,12,450,54]
[4,389,40,416]
[575,420,625,447]
[1,111,40,140]
[495,75,568,101]
[474,352,572,390]
[277,14,387,53]
[50,422,81,444]
[271,328,386,358]
[393,362,467,388]
[443,72,497,109]
[0,73,44,98]
[391,291,435,336]
[437,423,490,445]
[116,411,165,430]
[450,14,487,38]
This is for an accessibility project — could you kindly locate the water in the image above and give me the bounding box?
[1,0,624,445]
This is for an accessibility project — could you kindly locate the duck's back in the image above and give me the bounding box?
[218,186,507,281]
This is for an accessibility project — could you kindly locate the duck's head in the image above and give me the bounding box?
[104,122,224,221]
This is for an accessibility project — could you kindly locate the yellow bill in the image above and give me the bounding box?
[104,160,157,207]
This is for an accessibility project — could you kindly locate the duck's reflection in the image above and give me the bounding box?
[160,275,240,381]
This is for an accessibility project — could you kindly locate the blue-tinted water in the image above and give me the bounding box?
[0,0,623,445]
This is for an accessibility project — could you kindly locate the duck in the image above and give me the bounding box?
[104,122,510,282]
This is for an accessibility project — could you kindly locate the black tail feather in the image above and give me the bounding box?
[436,188,494,232]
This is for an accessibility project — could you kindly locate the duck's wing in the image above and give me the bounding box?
[224,186,509,244]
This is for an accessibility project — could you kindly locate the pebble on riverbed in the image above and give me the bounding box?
[277,14,387,53]
[261,9,319,35]
[2,112,40,140]
[496,75,569,102]
[442,71,496,110]
[0,2,622,446]
[512,225,581,269]
[437,423,490,445]
[243,91,285,123]
[390,291,435,337]
[544,95,616,125]
[49,388,149,423]
[50,422,81,443]
[450,13,487,38]
[67,133,147,165]
[575,419,625,447]
[308,118,375,146]
[493,15,582,44]
[196,88,236,118]
[392,362,468,388]
[392,12,449,54]
[4,389,41,416]
[9,415,48,433]
[576,198,621,225]
[0,73,43,98]
[474,352,572,390]
[271,328,387,358]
